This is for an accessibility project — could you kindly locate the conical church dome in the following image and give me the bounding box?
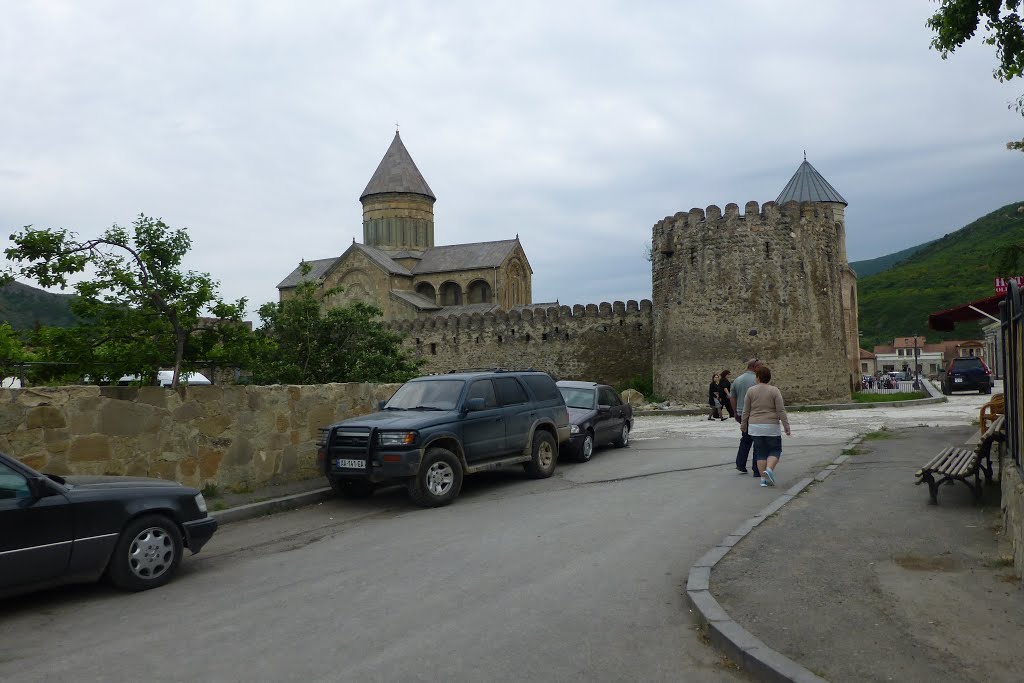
[777,158,847,206]
[360,131,435,200]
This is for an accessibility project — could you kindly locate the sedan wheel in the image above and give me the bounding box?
[614,424,630,448]
[107,514,183,592]
[579,433,595,462]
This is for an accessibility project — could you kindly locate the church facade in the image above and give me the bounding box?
[277,132,537,321]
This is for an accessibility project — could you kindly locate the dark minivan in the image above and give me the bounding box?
[317,370,570,507]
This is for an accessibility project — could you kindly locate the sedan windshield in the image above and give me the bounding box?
[559,387,595,410]
[386,379,465,411]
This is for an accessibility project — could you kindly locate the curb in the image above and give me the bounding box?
[211,487,334,525]
[685,436,864,682]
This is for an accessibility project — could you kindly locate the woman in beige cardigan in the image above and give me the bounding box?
[740,365,791,487]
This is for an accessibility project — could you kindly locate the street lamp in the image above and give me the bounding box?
[913,334,921,389]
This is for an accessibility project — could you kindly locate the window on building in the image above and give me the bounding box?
[467,280,492,304]
[439,282,462,306]
[415,282,436,303]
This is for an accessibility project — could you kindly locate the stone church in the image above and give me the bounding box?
[277,132,538,321]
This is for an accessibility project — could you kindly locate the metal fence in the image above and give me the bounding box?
[1003,281,1023,472]
[858,380,920,394]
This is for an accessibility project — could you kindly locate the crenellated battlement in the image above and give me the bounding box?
[652,200,837,231]
[383,299,652,333]
[652,201,842,264]
[383,299,654,386]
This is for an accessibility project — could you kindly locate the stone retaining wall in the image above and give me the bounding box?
[0,383,398,490]
[1001,445,1024,579]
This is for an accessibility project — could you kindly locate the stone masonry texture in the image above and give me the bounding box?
[387,300,653,387]
[651,200,852,404]
[1,383,399,489]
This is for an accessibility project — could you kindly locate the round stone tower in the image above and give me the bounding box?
[360,131,436,251]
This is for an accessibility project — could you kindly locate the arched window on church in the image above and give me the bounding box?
[467,279,492,304]
[507,262,524,306]
[439,281,462,306]
[416,282,436,303]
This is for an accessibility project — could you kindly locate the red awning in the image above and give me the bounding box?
[927,294,1003,332]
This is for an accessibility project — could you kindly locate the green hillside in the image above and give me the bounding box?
[857,201,1024,347]
[850,241,935,278]
[0,280,79,330]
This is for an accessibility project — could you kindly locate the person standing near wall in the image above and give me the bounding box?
[741,365,791,488]
[719,369,735,421]
[707,373,723,420]
[731,358,762,476]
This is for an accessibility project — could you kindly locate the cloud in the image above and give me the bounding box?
[0,0,1020,318]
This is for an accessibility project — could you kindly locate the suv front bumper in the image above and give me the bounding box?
[327,448,423,482]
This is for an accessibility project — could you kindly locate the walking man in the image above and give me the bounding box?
[731,358,762,477]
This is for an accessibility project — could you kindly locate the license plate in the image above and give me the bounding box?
[954,377,963,383]
[336,458,366,469]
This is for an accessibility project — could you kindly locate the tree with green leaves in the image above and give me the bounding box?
[3,214,245,387]
[927,0,1024,150]
[0,322,29,385]
[249,265,421,385]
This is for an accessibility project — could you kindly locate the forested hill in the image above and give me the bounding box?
[0,280,78,329]
[850,241,935,278]
[857,201,1024,347]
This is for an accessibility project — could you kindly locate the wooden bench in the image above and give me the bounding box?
[914,415,1005,505]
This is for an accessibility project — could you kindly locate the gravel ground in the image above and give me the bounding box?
[631,381,998,444]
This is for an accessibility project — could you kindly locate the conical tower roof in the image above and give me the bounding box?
[360,132,435,200]
[776,158,847,206]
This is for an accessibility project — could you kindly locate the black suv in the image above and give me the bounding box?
[317,370,571,507]
[942,357,993,395]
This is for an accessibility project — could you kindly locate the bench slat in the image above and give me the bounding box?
[950,450,977,477]
[916,448,952,476]
[982,417,1002,439]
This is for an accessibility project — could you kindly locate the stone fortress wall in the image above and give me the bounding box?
[385,300,654,387]
[0,383,399,490]
[651,200,852,405]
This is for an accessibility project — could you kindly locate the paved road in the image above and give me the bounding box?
[0,390,989,682]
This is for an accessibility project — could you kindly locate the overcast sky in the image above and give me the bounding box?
[1,1,1021,318]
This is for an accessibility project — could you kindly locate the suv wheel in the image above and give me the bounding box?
[407,447,463,507]
[524,431,557,478]
[328,476,375,499]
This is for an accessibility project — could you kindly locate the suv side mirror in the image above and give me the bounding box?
[378,400,388,410]
[464,398,485,412]
[597,404,611,415]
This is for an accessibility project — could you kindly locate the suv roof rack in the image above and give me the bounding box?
[446,367,542,374]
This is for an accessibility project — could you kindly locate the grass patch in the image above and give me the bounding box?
[862,427,896,441]
[985,555,1015,569]
[852,391,926,403]
[842,447,863,456]
[212,501,227,511]
[229,483,253,494]
[201,483,221,498]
